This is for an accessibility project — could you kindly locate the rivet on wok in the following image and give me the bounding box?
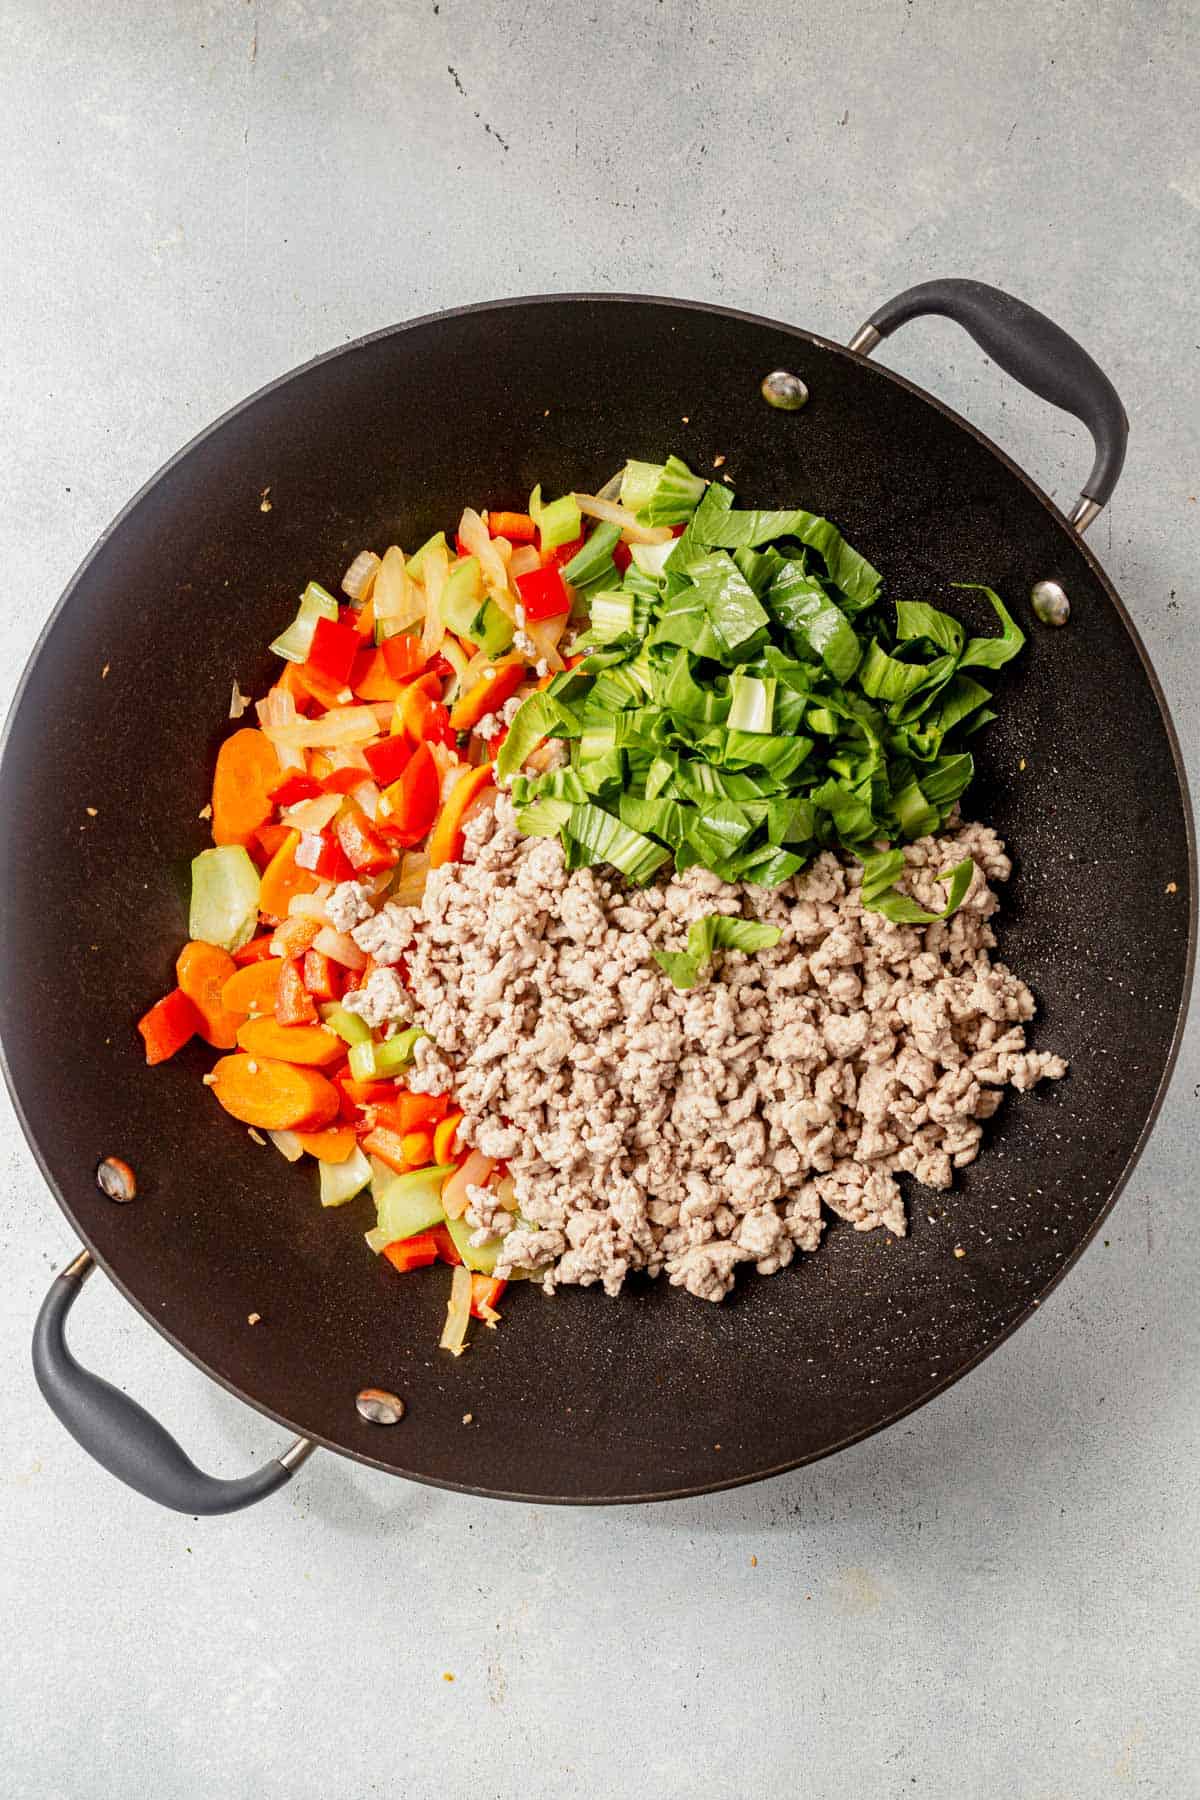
[1031,579,1070,626]
[761,370,809,411]
[96,1156,137,1202]
[356,1388,406,1425]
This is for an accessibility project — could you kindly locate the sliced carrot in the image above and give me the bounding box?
[382,1233,439,1273]
[432,1111,463,1164]
[469,1274,507,1320]
[488,510,537,543]
[276,663,315,713]
[137,988,201,1064]
[275,956,319,1026]
[270,914,323,959]
[175,940,241,1049]
[258,829,319,920]
[400,1128,435,1167]
[235,1017,344,1067]
[448,658,526,733]
[221,957,284,1016]
[295,1124,357,1163]
[360,1124,409,1173]
[211,729,279,847]
[428,763,495,868]
[210,1053,339,1131]
[232,933,277,966]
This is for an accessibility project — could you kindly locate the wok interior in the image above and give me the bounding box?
[0,299,1189,1499]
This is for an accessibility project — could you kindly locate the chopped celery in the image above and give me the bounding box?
[439,557,484,635]
[562,522,620,589]
[727,672,777,734]
[467,598,515,656]
[319,1146,372,1208]
[319,1002,370,1046]
[588,590,636,643]
[639,455,706,526]
[404,531,447,582]
[347,1027,425,1081]
[538,493,582,553]
[630,540,677,579]
[269,581,339,664]
[619,460,663,513]
[188,846,260,952]
[444,1211,503,1274]
[373,1163,456,1242]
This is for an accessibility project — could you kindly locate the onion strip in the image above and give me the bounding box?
[442,1150,495,1220]
[572,493,674,545]
[439,1264,473,1356]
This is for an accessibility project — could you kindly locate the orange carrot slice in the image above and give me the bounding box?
[235,1016,344,1066]
[448,658,526,733]
[210,1054,339,1130]
[175,940,241,1049]
[428,763,494,867]
[294,1125,357,1163]
[211,729,279,847]
[221,958,284,1016]
[258,829,319,920]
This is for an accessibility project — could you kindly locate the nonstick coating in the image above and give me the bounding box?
[1,297,1192,1502]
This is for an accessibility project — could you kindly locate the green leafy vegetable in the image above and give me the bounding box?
[654,912,783,989]
[857,850,977,922]
[953,583,1026,670]
[562,523,621,589]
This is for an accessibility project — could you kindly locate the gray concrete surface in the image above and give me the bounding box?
[1,2,1197,1796]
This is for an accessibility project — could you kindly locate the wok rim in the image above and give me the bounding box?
[3,290,1195,1505]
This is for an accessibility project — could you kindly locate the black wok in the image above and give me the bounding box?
[4,281,1193,1511]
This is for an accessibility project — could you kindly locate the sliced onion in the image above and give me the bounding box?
[494,1175,518,1213]
[351,778,382,820]
[420,541,449,660]
[596,469,625,503]
[342,549,381,602]
[229,681,250,720]
[312,925,368,970]
[572,493,674,544]
[288,891,332,921]
[261,706,380,751]
[392,851,429,906]
[428,742,459,788]
[507,544,541,580]
[524,612,567,672]
[268,1129,304,1162]
[441,763,472,803]
[374,546,423,629]
[364,1224,392,1255]
[257,684,306,770]
[439,1263,473,1356]
[282,792,343,833]
[442,1151,495,1220]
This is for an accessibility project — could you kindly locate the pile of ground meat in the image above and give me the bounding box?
[341,798,1066,1302]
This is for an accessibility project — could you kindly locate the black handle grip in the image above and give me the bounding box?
[854,278,1128,522]
[32,1252,315,1514]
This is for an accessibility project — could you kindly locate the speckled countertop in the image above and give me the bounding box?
[1,3,1197,1796]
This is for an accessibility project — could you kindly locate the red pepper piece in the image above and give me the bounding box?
[362,734,413,786]
[515,564,569,622]
[137,988,201,1064]
[232,933,277,966]
[305,615,361,688]
[380,634,427,683]
[267,771,322,807]
[252,821,294,868]
[432,1224,462,1266]
[612,539,632,574]
[376,741,440,847]
[333,802,399,874]
[295,830,356,882]
[301,948,342,1001]
[320,767,368,795]
[469,1274,507,1319]
[382,1232,441,1273]
[276,956,319,1026]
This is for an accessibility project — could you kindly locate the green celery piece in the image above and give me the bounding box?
[562,523,620,588]
[404,531,448,582]
[189,846,260,952]
[727,672,776,733]
[654,912,783,989]
[588,590,636,643]
[639,455,706,526]
[467,599,514,656]
[538,493,582,553]
[347,1028,424,1081]
[320,1146,372,1208]
[269,581,339,663]
[439,633,471,698]
[374,1164,456,1241]
[620,461,663,513]
[444,1212,503,1274]
[319,1002,371,1046]
[439,557,484,635]
[953,584,1025,671]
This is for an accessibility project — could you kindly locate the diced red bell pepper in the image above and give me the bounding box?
[336,1072,395,1109]
[362,734,412,786]
[361,1124,409,1173]
[515,563,570,622]
[305,615,361,688]
[138,987,201,1064]
[320,766,369,795]
[293,663,352,711]
[232,933,277,966]
[301,948,342,1001]
[382,1233,440,1274]
[276,956,319,1026]
[432,1224,462,1266]
[380,634,427,683]
[548,533,585,568]
[469,1274,507,1319]
[252,821,294,867]
[398,677,453,747]
[370,1091,450,1136]
[671,523,687,538]
[612,539,632,574]
[268,771,322,808]
[333,802,399,875]
[338,605,360,631]
[377,741,440,847]
[426,654,455,682]
[488,510,537,543]
[295,829,356,882]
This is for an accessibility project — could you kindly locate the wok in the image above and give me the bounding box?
[4,280,1193,1511]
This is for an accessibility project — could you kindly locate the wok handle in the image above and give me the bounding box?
[31,1250,317,1515]
[848,277,1128,533]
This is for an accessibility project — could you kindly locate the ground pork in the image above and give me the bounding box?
[398,798,1066,1302]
